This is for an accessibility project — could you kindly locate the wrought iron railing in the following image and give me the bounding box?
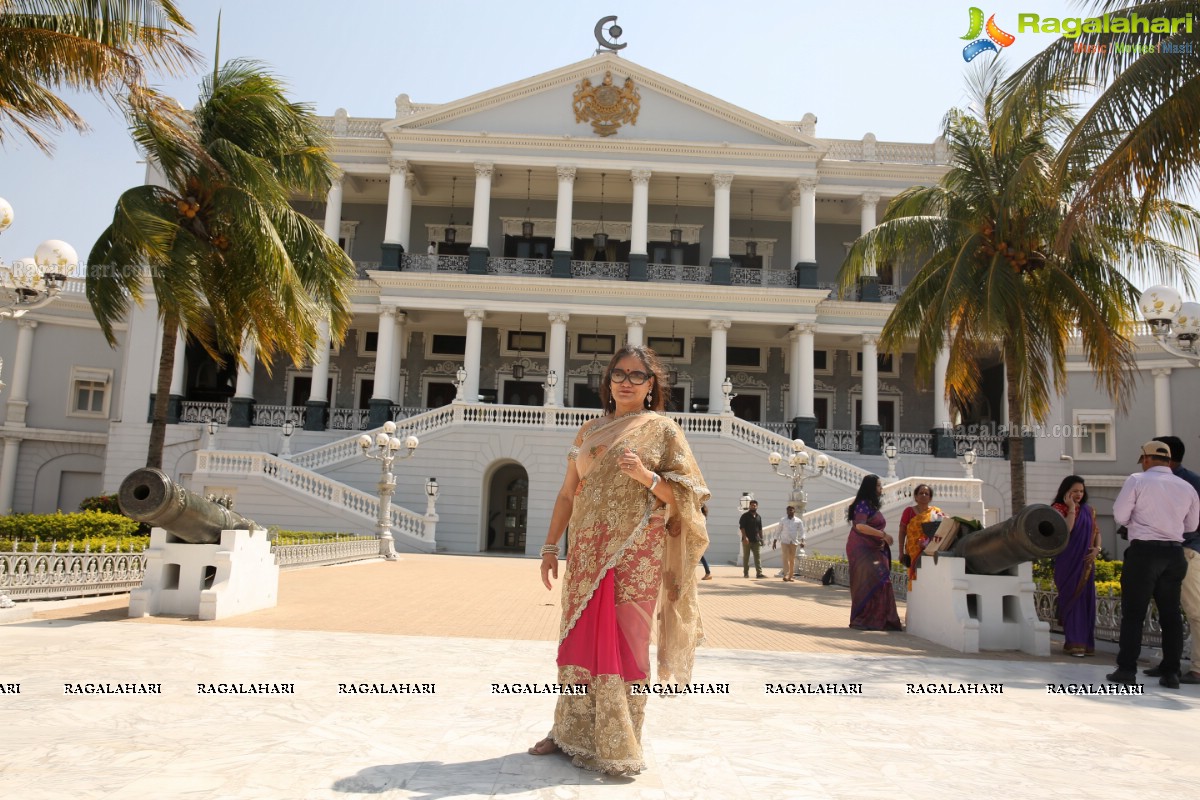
[399,253,469,273]
[329,408,370,431]
[251,405,306,427]
[486,257,553,277]
[180,401,229,424]
[955,435,1005,458]
[646,263,711,283]
[815,428,857,452]
[570,261,628,280]
[730,268,797,288]
[885,433,933,456]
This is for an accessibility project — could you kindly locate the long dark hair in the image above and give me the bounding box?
[598,344,670,412]
[846,474,882,520]
[1053,475,1088,507]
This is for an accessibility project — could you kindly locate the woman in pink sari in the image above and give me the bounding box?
[529,344,709,776]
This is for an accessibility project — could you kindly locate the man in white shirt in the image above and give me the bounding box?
[772,505,805,583]
[1107,441,1200,689]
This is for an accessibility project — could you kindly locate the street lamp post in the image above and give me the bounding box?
[962,447,977,479]
[721,376,735,415]
[0,197,75,396]
[205,418,219,451]
[279,419,295,459]
[739,492,753,513]
[884,442,898,480]
[544,370,558,407]
[453,365,467,402]
[1138,285,1200,365]
[358,420,419,560]
[424,477,439,517]
[766,438,829,514]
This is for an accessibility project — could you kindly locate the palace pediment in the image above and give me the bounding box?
[384,53,817,150]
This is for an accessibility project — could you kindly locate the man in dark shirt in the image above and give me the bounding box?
[739,499,764,579]
[1152,436,1200,684]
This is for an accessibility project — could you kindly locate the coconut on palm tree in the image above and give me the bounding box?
[839,60,1199,513]
[87,58,355,469]
[0,0,197,152]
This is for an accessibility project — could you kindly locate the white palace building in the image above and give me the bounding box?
[2,49,1197,563]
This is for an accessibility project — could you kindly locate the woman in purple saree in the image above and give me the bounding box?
[845,474,902,631]
[1051,475,1100,656]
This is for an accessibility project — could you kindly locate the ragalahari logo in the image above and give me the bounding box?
[961,7,1016,61]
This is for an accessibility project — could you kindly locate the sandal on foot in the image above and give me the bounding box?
[528,737,560,756]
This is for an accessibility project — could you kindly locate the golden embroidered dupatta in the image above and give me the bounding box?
[551,411,709,774]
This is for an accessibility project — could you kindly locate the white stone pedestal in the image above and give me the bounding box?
[129,527,279,620]
[905,556,1050,656]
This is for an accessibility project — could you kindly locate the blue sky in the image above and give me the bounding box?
[0,0,1087,263]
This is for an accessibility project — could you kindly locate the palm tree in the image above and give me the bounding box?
[87,59,355,469]
[1005,0,1200,234]
[0,0,197,152]
[839,60,1199,513]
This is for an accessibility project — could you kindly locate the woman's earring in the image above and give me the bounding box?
[645,391,653,408]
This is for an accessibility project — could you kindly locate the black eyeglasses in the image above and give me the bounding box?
[610,368,650,385]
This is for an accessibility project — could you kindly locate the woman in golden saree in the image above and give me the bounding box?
[528,344,710,776]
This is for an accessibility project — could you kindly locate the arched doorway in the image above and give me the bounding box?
[486,463,529,553]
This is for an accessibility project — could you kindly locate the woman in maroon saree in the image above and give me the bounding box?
[529,345,709,776]
[846,474,902,631]
[1051,475,1099,656]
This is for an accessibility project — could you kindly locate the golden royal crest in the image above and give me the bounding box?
[573,70,640,137]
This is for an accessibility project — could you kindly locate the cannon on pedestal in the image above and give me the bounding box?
[121,468,276,621]
[119,468,256,545]
[908,504,1069,656]
[936,503,1069,573]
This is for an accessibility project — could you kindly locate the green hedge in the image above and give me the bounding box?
[0,513,363,553]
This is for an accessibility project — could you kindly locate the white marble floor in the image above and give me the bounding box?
[1,618,1197,800]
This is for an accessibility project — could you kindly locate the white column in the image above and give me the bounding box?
[787,329,801,418]
[324,171,344,241]
[169,326,186,397]
[372,307,398,403]
[712,173,733,260]
[625,315,646,347]
[0,438,20,515]
[860,191,880,277]
[707,319,730,414]
[630,169,651,256]
[554,166,576,253]
[1152,368,1173,436]
[548,312,569,407]
[792,178,817,265]
[233,338,256,400]
[384,159,410,250]
[463,309,486,401]
[4,320,37,425]
[469,162,493,250]
[390,312,406,404]
[933,346,952,430]
[309,317,332,404]
[796,323,816,419]
[861,334,879,427]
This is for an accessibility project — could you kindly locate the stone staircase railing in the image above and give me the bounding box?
[288,402,869,490]
[194,451,433,551]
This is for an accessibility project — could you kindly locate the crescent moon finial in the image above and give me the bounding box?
[593,15,627,51]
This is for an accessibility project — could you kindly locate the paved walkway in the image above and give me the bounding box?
[3,554,1197,800]
[26,554,1102,662]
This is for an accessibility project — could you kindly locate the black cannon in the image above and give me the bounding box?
[118,468,257,544]
[933,503,1069,574]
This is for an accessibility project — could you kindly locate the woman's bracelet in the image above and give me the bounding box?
[647,473,660,492]
[540,544,560,556]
